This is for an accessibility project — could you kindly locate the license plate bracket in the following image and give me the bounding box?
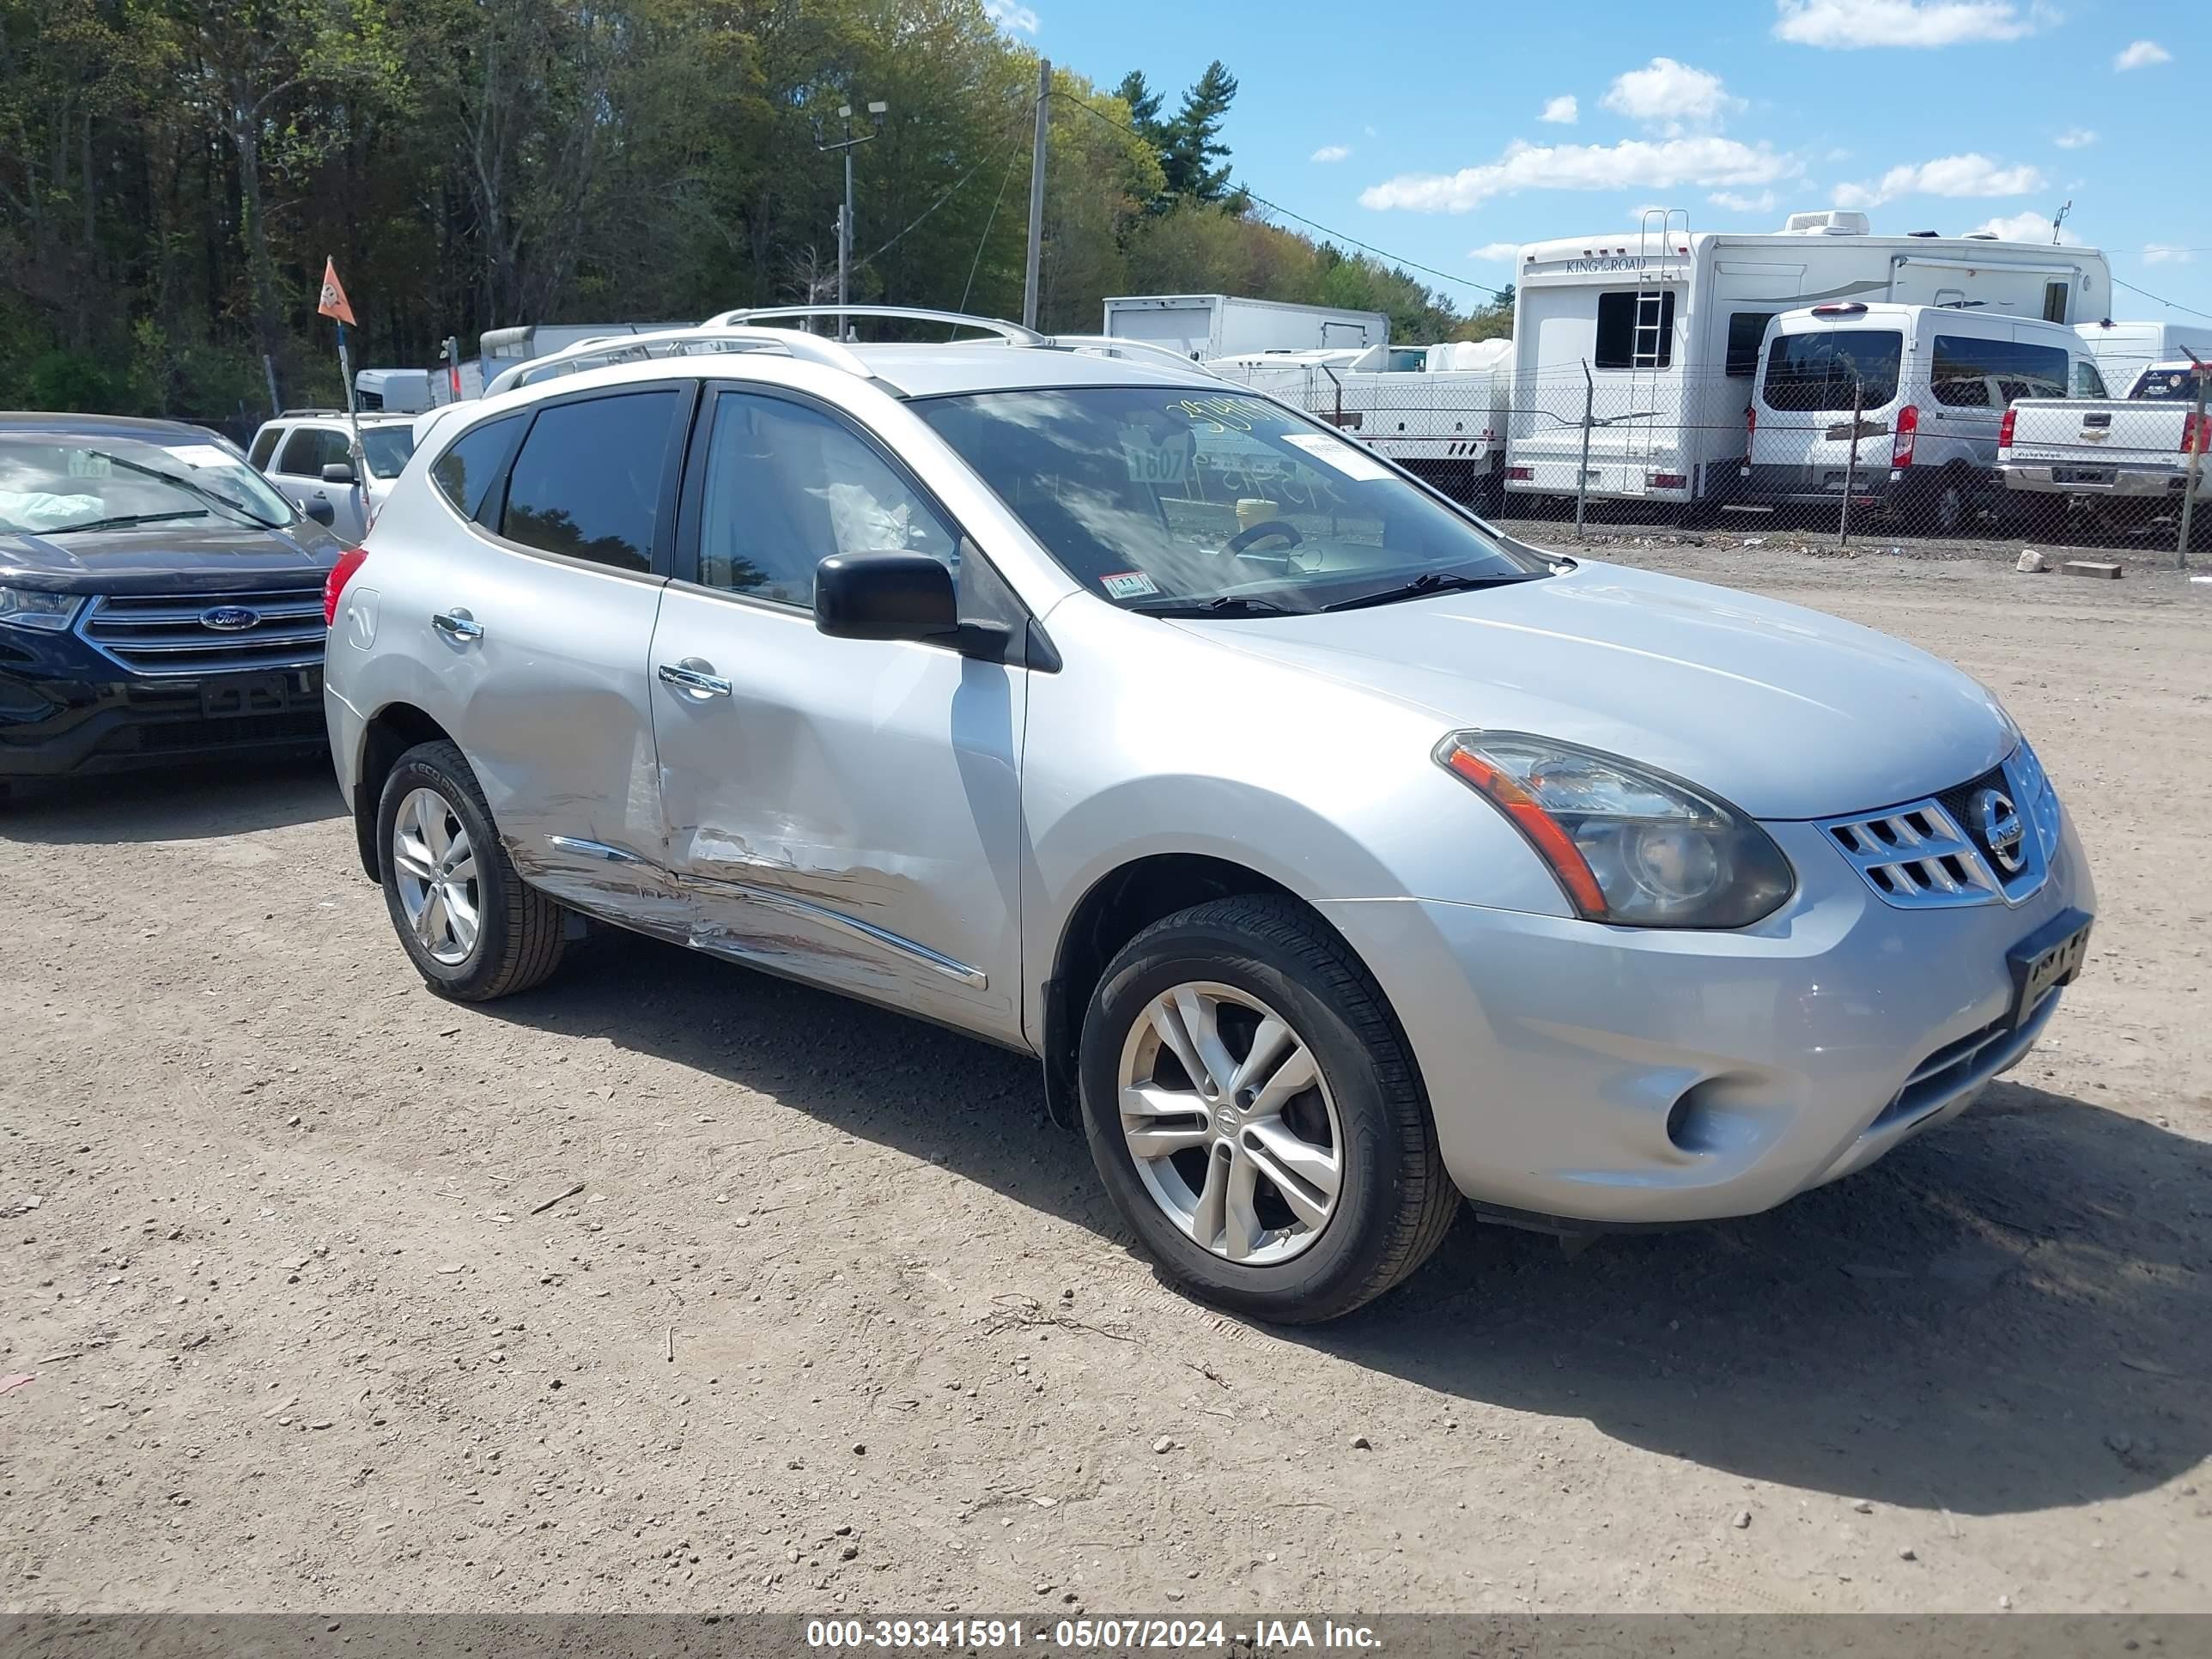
[2006,908,2092,1030]
[198,673,291,719]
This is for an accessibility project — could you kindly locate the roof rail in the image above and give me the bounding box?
[1038,333,1219,375]
[482,325,870,396]
[276,407,346,419]
[706,305,1046,345]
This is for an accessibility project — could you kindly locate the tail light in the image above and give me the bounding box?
[2184,412,2209,455]
[1745,404,1757,459]
[1892,404,1919,468]
[1647,471,1687,490]
[1997,407,2017,453]
[324,547,369,626]
[1506,465,1534,481]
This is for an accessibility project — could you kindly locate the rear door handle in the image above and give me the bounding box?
[658,659,732,699]
[431,610,484,641]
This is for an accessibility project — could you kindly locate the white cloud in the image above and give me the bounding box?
[1773,0,2050,48]
[981,0,1038,33]
[2052,127,2098,149]
[1540,94,1578,125]
[1969,210,2081,244]
[1709,189,1779,213]
[2114,40,2170,70]
[1360,137,1799,214]
[1601,58,1743,135]
[1470,242,1521,262]
[1310,144,1352,163]
[2143,244,2196,266]
[1831,151,2045,207]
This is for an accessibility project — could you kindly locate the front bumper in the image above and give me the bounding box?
[1319,805,2094,1225]
[1997,461,2201,501]
[0,653,326,777]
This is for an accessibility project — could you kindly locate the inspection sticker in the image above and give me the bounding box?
[1099,570,1160,600]
[1282,432,1392,482]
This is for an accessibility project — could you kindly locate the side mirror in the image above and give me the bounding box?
[813,552,957,642]
[305,499,337,526]
[321,461,357,485]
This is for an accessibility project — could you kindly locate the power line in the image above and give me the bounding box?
[859,106,1036,267]
[2112,274,2212,322]
[960,132,1029,313]
[1061,95,1512,306]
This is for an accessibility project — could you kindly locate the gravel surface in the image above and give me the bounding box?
[3,544,2208,1614]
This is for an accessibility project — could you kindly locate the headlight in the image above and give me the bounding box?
[1436,731,1796,928]
[0,586,83,631]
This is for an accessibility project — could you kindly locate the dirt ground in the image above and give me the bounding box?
[3,545,2208,1616]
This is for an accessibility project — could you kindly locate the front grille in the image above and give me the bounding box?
[1821,746,2055,910]
[126,709,329,754]
[78,586,326,676]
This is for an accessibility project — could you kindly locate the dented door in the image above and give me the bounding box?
[646,587,1027,1042]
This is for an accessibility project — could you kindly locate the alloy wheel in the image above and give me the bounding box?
[391,786,481,966]
[1115,981,1344,1266]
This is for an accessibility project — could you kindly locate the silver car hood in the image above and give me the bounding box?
[1175,559,2012,820]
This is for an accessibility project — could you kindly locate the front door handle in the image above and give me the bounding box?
[658,659,732,699]
[432,610,484,641]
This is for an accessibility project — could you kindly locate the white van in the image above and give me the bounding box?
[1742,301,2106,532]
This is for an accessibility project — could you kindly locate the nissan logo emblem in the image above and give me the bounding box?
[1975,787,2026,875]
[200,605,261,633]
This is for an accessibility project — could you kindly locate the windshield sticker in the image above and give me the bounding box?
[1119,429,1190,486]
[1164,393,1277,434]
[1282,432,1392,482]
[1099,570,1160,600]
[165,443,239,471]
[64,451,112,478]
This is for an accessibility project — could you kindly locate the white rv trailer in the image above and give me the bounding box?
[1504,209,2114,509]
[478,321,696,381]
[1208,338,1514,504]
[2073,319,2212,398]
[1103,294,1389,361]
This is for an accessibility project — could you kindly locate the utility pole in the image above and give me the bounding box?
[818,99,888,338]
[1022,57,1050,331]
[2178,352,2208,570]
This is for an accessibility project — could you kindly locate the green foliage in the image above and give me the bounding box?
[0,0,1483,418]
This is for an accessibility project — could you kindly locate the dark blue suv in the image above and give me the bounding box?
[0,412,343,796]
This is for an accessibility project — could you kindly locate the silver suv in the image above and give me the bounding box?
[324,307,2093,1322]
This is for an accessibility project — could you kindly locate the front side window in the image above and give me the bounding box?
[1761,330,1903,412]
[913,386,1545,616]
[694,392,957,607]
[1931,336,2068,407]
[499,391,679,573]
[2072,360,2108,398]
[1594,289,1676,369]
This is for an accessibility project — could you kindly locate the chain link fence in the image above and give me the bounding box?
[1212,354,2210,569]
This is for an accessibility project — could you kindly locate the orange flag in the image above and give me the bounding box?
[317,257,356,326]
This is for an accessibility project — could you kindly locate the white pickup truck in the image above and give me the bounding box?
[1997,359,2210,532]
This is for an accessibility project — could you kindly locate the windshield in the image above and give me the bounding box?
[2130,365,2209,401]
[0,433,295,535]
[1761,330,1904,412]
[361,426,416,480]
[912,386,1545,614]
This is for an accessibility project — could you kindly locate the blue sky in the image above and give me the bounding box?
[992,0,2210,323]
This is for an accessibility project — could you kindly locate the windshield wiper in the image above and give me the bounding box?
[1321,570,1543,613]
[40,509,210,535]
[89,450,283,529]
[1128,593,1294,618]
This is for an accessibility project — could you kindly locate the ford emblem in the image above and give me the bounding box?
[200,605,260,633]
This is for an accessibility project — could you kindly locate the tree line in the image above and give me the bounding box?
[0,0,1508,426]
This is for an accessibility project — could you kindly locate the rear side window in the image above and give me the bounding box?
[1761,330,1902,411]
[276,427,349,475]
[499,391,679,573]
[1725,312,1776,377]
[248,426,282,469]
[1931,335,2067,407]
[432,416,525,520]
[1594,289,1675,369]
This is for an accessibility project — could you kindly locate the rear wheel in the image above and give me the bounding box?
[1079,895,1458,1323]
[376,739,566,1000]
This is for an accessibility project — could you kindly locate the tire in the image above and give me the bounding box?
[375,738,566,1000]
[1078,895,1459,1323]
[1899,469,1972,538]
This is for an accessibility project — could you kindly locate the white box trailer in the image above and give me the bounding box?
[2074,319,2212,398]
[1504,209,2114,509]
[354,368,433,413]
[478,321,696,380]
[1103,295,1388,361]
[1208,339,1514,505]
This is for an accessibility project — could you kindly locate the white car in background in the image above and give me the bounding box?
[247,410,417,543]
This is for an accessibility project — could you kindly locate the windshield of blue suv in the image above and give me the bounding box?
[0,433,295,535]
[913,386,1547,616]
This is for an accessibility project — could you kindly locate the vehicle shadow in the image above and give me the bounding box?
[489,931,2209,1520]
[0,757,342,845]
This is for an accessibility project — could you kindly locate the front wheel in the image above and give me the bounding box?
[376,739,566,1000]
[1079,896,1459,1323]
